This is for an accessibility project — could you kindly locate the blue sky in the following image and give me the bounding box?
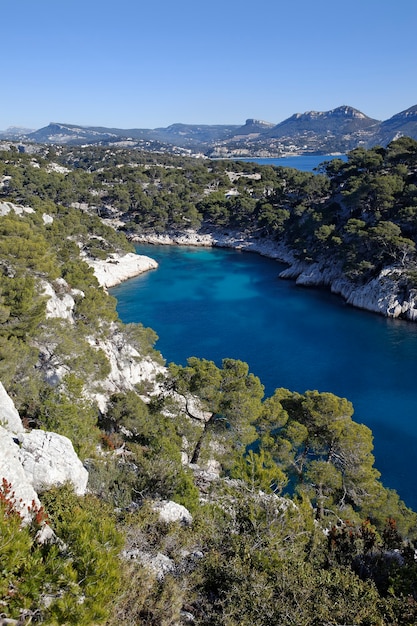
[3,0,417,130]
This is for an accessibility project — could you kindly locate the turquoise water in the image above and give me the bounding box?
[111,244,417,510]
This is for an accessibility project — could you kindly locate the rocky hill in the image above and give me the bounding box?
[16,121,239,152]
[2,104,417,157]
[374,104,417,145]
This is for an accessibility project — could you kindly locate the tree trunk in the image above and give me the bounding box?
[190,421,210,464]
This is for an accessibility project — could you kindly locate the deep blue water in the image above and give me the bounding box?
[111,244,417,510]
[235,154,347,172]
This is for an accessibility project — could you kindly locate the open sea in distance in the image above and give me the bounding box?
[110,154,417,510]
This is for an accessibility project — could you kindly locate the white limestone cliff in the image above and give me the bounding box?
[279,260,417,321]
[88,323,166,410]
[39,255,165,409]
[85,251,158,289]
[132,228,296,263]
[41,278,84,322]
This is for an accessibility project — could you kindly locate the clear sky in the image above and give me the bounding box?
[3,0,417,130]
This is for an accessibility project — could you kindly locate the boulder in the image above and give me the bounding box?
[17,430,88,495]
[0,426,41,520]
[152,500,193,525]
[122,549,176,580]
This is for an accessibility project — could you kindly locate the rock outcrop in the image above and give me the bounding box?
[0,381,24,435]
[41,278,84,322]
[39,274,166,410]
[280,260,417,321]
[85,251,158,289]
[87,322,166,411]
[0,426,41,520]
[331,269,417,321]
[0,383,88,520]
[17,429,88,496]
[0,200,35,216]
[132,229,295,263]
[122,550,176,581]
[152,499,193,525]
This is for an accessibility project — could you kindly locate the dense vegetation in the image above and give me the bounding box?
[2,140,417,624]
[3,138,417,286]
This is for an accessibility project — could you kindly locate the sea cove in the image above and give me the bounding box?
[111,243,417,510]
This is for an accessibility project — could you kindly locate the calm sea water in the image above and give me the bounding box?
[111,244,417,510]
[235,154,347,171]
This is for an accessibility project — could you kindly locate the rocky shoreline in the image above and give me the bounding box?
[80,228,417,322]
[85,251,158,289]
[131,229,417,322]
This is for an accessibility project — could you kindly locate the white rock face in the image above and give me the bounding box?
[0,383,89,521]
[0,381,24,434]
[0,426,41,520]
[41,278,84,322]
[17,430,88,495]
[132,229,296,263]
[38,279,165,406]
[152,500,193,525]
[85,252,158,289]
[280,260,417,321]
[88,323,166,410]
[331,269,417,321]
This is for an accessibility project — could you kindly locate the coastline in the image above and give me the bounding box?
[131,229,297,263]
[131,229,417,322]
[85,251,158,289]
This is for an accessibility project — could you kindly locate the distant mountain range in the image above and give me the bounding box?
[1,105,417,157]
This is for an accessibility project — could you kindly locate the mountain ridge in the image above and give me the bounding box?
[2,104,417,157]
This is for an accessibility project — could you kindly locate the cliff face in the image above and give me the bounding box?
[88,323,166,411]
[38,253,166,410]
[280,260,417,321]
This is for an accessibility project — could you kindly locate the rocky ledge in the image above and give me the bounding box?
[280,260,417,321]
[85,251,158,289]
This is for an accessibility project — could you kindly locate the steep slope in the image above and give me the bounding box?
[374,105,417,144]
[264,105,379,137]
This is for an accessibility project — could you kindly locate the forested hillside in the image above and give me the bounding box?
[4,138,417,284]
[2,141,417,624]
